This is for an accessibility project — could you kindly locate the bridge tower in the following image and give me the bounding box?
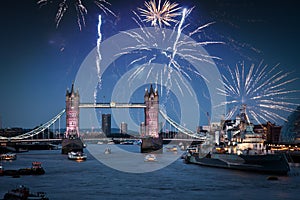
[144,84,159,137]
[65,83,80,138]
[141,84,163,153]
[62,83,83,154]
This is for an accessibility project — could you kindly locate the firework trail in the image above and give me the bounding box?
[96,15,102,76]
[94,15,102,104]
[37,0,115,30]
[216,61,300,124]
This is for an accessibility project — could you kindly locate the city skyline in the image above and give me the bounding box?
[1,0,300,129]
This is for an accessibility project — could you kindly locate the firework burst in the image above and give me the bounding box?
[138,0,182,28]
[217,61,300,124]
[37,0,115,30]
[119,2,223,98]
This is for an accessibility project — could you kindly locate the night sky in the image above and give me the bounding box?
[0,0,300,129]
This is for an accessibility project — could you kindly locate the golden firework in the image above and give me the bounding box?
[138,0,182,27]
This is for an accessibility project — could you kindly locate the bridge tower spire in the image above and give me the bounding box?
[65,82,80,138]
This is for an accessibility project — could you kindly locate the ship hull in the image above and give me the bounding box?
[185,153,290,175]
[61,138,83,154]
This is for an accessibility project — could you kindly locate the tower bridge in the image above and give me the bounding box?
[0,84,206,153]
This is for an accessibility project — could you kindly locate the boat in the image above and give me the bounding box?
[0,153,17,161]
[166,146,178,152]
[68,151,87,161]
[104,148,111,154]
[2,162,45,177]
[3,185,49,200]
[0,164,3,176]
[18,161,45,175]
[185,149,290,175]
[185,105,290,175]
[185,124,290,175]
[144,154,157,162]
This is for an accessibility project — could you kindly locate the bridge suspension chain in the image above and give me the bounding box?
[159,110,206,140]
[2,109,66,140]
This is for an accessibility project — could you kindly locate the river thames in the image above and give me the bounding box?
[1,144,300,200]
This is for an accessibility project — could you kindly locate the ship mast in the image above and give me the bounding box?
[240,104,251,124]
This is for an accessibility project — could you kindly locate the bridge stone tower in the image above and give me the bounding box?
[144,84,159,138]
[65,83,80,138]
[62,83,83,154]
[141,84,163,153]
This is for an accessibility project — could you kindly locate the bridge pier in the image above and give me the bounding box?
[141,135,163,153]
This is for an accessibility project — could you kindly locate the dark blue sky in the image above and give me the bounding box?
[0,0,300,129]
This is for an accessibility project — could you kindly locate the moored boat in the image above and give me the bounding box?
[185,150,290,175]
[185,104,290,175]
[68,151,87,161]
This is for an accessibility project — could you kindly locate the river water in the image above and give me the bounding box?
[1,144,300,200]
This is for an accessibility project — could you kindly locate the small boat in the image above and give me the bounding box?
[104,148,111,154]
[144,154,157,162]
[3,162,45,177]
[18,162,45,175]
[3,185,49,200]
[0,153,17,161]
[0,164,3,176]
[107,140,115,145]
[68,151,87,161]
[166,146,178,152]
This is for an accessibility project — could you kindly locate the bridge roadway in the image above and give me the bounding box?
[0,138,204,143]
[79,103,146,108]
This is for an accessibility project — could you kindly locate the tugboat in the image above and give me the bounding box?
[18,162,45,175]
[3,162,45,176]
[68,151,87,161]
[3,185,49,200]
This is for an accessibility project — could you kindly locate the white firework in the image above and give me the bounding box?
[37,0,115,30]
[217,61,300,124]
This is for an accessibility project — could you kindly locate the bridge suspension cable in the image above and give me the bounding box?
[159,110,206,140]
[1,109,66,140]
